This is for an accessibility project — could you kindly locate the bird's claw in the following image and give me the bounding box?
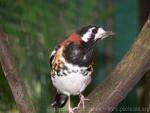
[77,94,90,109]
[69,106,78,113]
[68,94,90,113]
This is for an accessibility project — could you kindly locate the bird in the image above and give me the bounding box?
[49,25,114,113]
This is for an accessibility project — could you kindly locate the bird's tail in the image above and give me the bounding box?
[51,92,68,108]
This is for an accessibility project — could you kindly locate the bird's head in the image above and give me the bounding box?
[78,25,114,42]
[68,25,115,47]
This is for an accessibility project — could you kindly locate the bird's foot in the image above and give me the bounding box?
[68,95,78,113]
[77,94,90,109]
[69,106,77,113]
[68,94,90,113]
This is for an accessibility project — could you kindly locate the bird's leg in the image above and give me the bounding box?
[77,94,90,109]
[68,96,75,113]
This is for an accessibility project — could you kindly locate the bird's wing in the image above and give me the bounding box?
[49,45,60,68]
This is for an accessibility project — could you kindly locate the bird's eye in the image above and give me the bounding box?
[92,29,97,34]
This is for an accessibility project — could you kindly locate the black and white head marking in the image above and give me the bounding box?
[77,25,114,43]
[81,27,107,42]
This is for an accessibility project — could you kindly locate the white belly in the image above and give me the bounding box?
[51,71,91,96]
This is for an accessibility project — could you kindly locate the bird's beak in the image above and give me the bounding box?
[94,28,115,41]
[104,31,115,36]
[99,31,115,40]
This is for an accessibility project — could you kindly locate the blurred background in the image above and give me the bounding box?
[0,0,150,113]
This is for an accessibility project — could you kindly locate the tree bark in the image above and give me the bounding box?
[75,16,150,113]
[140,70,150,113]
[0,32,36,113]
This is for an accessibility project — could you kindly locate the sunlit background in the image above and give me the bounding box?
[0,0,150,113]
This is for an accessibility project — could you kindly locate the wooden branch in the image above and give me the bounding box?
[75,16,150,113]
[140,70,150,113]
[0,32,36,113]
